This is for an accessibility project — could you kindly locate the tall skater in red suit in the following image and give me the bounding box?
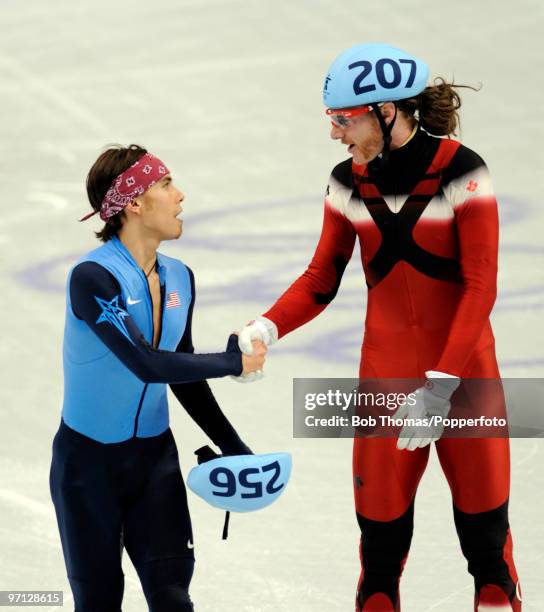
[235,44,521,611]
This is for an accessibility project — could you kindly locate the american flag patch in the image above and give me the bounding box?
[166,291,181,309]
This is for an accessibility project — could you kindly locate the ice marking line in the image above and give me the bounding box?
[10,243,544,369]
[173,194,528,252]
[13,244,544,316]
[272,321,544,369]
[0,53,109,137]
[12,183,539,303]
[0,488,55,518]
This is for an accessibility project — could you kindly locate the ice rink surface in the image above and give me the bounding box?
[1,0,543,610]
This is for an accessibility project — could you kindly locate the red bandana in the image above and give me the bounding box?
[80,152,170,222]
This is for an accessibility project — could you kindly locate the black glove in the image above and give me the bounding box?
[219,436,253,456]
[194,438,253,465]
[195,445,221,465]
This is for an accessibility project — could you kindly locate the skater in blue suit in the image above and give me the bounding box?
[50,144,267,611]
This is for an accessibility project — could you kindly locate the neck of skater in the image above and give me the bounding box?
[118,224,159,275]
[388,116,418,152]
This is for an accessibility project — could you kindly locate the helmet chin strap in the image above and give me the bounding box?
[370,102,398,165]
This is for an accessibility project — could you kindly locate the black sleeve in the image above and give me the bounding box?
[69,261,243,384]
[169,268,251,454]
[441,144,487,187]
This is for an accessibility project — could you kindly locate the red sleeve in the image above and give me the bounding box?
[263,196,357,338]
[434,166,499,375]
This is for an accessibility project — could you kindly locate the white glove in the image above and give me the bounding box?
[395,371,460,451]
[238,317,278,354]
[231,370,264,384]
[231,317,278,384]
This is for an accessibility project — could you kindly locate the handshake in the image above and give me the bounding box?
[233,317,279,383]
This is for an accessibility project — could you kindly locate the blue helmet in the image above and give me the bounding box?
[187,446,292,513]
[323,43,429,109]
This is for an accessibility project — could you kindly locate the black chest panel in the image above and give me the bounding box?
[352,132,463,289]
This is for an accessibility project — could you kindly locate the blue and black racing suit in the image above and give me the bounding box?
[50,237,247,612]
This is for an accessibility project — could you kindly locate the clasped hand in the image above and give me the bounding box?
[231,317,278,383]
[240,340,267,377]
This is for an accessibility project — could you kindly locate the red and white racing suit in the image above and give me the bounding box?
[262,128,521,611]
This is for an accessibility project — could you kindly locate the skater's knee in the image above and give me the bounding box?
[139,557,195,612]
[69,573,123,611]
[148,584,194,612]
[453,500,509,554]
[357,501,414,557]
[454,500,519,598]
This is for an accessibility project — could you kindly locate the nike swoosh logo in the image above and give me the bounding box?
[127,297,142,305]
[187,539,194,549]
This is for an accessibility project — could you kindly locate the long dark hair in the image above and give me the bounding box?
[85,144,147,242]
[397,78,479,136]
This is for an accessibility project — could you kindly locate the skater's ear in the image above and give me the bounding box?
[125,199,143,217]
[380,102,397,125]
